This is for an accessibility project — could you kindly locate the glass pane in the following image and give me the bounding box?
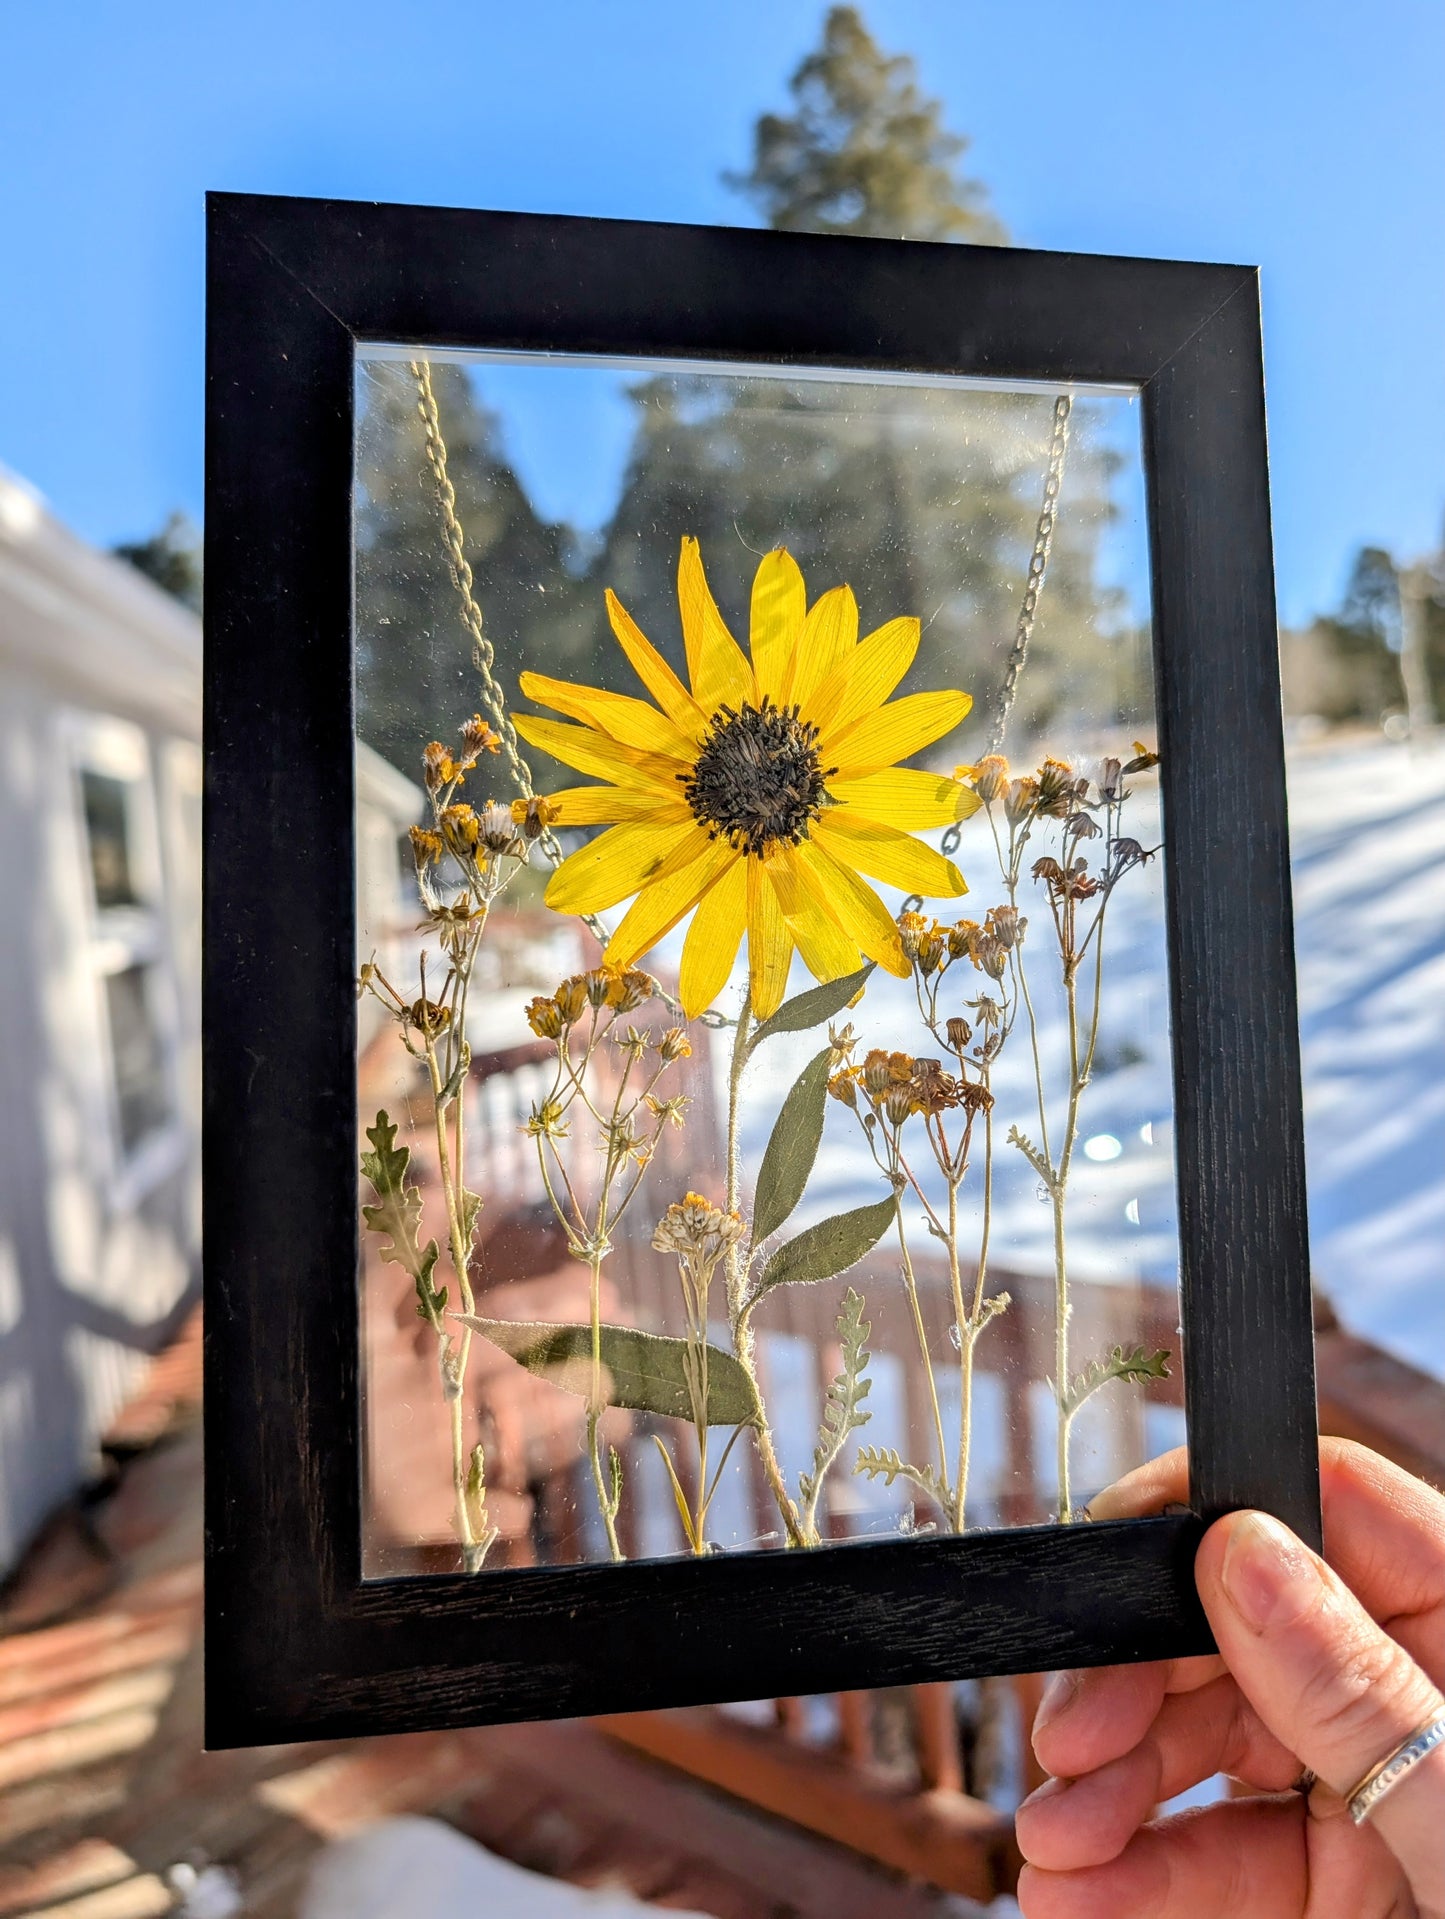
[353,348,1178,1577]
[105,963,169,1153]
[82,769,140,908]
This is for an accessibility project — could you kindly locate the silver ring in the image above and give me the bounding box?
[1347,1713,1445,1826]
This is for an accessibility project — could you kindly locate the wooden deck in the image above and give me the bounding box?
[0,1309,989,1918]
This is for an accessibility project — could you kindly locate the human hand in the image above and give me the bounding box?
[1015,1439,1445,1918]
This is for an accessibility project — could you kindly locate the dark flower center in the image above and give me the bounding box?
[681,698,835,857]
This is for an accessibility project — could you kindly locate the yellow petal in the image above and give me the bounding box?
[677,854,748,1015]
[677,537,756,715]
[746,857,794,1019]
[810,616,920,736]
[785,583,857,709]
[763,844,859,986]
[795,839,907,977]
[604,831,736,969]
[545,819,695,914]
[545,785,689,827]
[605,589,707,736]
[828,768,982,831]
[519,670,696,760]
[813,813,968,899]
[749,548,806,701]
[514,712,684,794]
[828,688,973,775]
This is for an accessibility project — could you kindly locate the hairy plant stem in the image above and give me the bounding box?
[725,997,806,1549]
[956,1099,995,1535]
[586,1243,622,1563]
[422,1021,479,1565]
[894,1201,949,1504]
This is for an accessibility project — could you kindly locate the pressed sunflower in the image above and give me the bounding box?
[514,537,980,1019]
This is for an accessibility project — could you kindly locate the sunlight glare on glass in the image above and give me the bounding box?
[1083,1133,1123,1162]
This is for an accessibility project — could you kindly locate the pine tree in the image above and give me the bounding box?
[112,512,203,613]
[726,6,1005,243]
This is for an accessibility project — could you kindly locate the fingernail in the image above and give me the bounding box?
[1219,1511,1326,1632]
[1034,1668,1081,1731]
[1018,1773,1070,1815]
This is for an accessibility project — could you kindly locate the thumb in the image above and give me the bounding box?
[1197,1510,1445,1902]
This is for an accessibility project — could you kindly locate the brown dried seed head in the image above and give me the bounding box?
[987,904,1023,949]
[947,919,982,962]
[916,929,946,976]
[897,910,932,961]
[478,801,522,853]
[585,968,614,1008]
[409,996,452,1036]
[945,1015,972,1051]
[882,1085,915,1126]
[975,935,1007,980]
[861,1049,894,1096]
[511,793,562,840]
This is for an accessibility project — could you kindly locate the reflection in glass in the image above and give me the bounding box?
[354,349,1181,1577]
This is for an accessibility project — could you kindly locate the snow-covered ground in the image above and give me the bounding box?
[717,736,1444,1383]
[1288,735,1445,1378]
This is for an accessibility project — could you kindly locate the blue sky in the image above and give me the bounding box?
[1,0,1441,626]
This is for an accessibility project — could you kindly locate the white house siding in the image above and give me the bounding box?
[0,466,201,1570]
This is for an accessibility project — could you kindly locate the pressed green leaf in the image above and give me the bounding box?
[752,1048,831,1245]
[749,963,873,1049]
[361,1111,441,1310]
[754,1195,896,1298]
[1061,1345,1172,1419]
[799,1288,873,1531]
[855,1445,948,1507]
[454,1316,760,1426]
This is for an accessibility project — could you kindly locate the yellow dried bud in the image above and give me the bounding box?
[658,1027,692,1062]
[969,754,1010,805]
[554,976,589,1024]
[511,793,562,840]
[440,804,480,855]
[827,1069,859,1109]
[409,825,443,867]
[458,715,501,764]
[525,995,565,1040]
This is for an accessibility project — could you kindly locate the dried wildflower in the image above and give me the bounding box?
[827,1067,860,1108]
[826,1021,858,1068]
[1110,837,1156,875]
[423,741,459,791]
[645,1092,690,1130]
[970,994,1003,1029]
[986,904,1023,950]
[861,1049,894,1097]
[520,538,977,1019]
[909,1058,961,1114]
[1035,758,1084,818]
[477,801,523,854]
[945,1015,971,1051]
[658,1026,692,1062]
[409,825,444,868]
[916,927,946,977]
[584,967,614,1009]
[947,919,982,963]
[356,958,376,1000]
[525,1098,569,1139]
[1123,741,1161,774]
[615,1024,653,1058]
[955,1079,995,1117]
[974,933,1008,980]
[409,996,452,1037]
[653,1191,745,1264]
[458,715,501,764]
[510,793,561,840]
[897,910,933,962]
[525,995,565,1040]
[440,803,480,856]
[554,976,589,1024]
[969,754,1011,805]
[1067,812,1102,841]
[1004,776,1040,828]
[1096,756,1126,803]
[607,967,655,1012]
[882,1083,916,1126]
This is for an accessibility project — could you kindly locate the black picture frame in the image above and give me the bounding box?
[203,190,1318,1749]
